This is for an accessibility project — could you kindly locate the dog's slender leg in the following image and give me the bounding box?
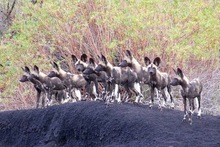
[161,89,168,109]
[42,92,46,108]
[167,85,174,109]
[149,87,155,108]
[134,82,142,103]
[75,89,82,101]
[36,89,41,108]
[114,84,121,103]
[92,84,98,101]
[188,98,194,125]
[183,97,188,121]
[197,95,202,118]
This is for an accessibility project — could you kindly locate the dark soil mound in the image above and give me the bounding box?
[0,101,219,147]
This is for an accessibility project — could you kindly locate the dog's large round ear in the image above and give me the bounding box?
[153,57,161,66]
[81,54,87,62]
[97,55,101,60]
[33,65,39,74]
[50,61,55,68]
[21,67,25,72]
[173,68,177,75]
[144,57,151,66]
[50,61,54,66]
[101,54,107,65]
[53,62,59,71]
[177,68,184,78]
[125,50,132,59]
[89,58,95,67]
[71,55,78,63]
[24,66,31,74]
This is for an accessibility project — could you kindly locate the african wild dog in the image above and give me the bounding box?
[170,68,202,125]
[95,54,143,103]
[144,57,174,109]
[123,50,150,83]
[83,57,109,101]
[20,66,46,108]
[72,54,99,100]
[48,61,87,101]
[31,65,67,106]
[121,50,159,103]
[95,54,122,103]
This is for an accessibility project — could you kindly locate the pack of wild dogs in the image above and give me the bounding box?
[20,50,202,125]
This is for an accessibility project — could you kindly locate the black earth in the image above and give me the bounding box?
[0,101,219,147]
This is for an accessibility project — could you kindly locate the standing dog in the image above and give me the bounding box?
[170,68,202,125]
[95,54,143,103]
[144,57,174,109]
[121,50,158,104]
[31,65,67,106]
[20,66,46,108]
[123,50,151,84]
[83,58,109,101]
[72,54,99,99]
[48,62,86,101]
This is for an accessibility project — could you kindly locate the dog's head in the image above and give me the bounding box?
[144,57,161,76]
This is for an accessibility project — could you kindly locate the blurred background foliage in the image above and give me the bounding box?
[0,0,219,114]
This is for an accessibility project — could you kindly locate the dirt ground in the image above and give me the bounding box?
[0,101,219,147]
